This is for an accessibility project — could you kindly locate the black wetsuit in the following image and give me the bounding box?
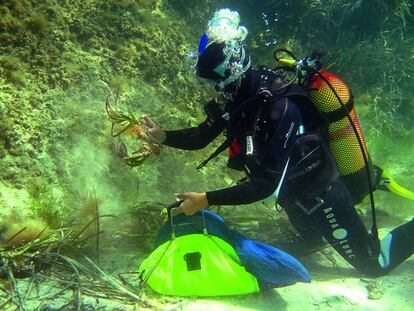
[164,68,304,205]
[164,68,414,277]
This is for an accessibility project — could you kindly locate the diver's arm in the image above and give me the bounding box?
[163,97,229,150]
[141,97,228,150]
[206,176,278,205]
[163,117,227,150]
[206,98,301,205]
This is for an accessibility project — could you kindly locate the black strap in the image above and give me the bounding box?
[324,96,355,123]
[196,137,232,170]
[195,95,259,170]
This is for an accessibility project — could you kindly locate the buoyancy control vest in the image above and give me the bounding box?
[199,68,337,199]
[200,67,376,203]
[226,68,373,203]
[223,68,320,172]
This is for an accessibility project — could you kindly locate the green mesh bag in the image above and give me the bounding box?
[138,233,260,296]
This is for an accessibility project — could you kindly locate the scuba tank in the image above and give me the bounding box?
[274,49,374,204]
[308,71,375,204]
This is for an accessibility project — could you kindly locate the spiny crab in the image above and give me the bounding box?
[103,82,162,167]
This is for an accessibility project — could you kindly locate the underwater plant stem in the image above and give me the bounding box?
[36,284,74,302]
[2,227,27,246]
[23,273,35,304]
[70,214,118,244]
[117,274,142,294]
[75,288,81,311]
[31,225,48,243]
[0,255,26,311]
[94,188,101,266]
[44,253,81,284]
[82,255,154,308]
[0,298,12,310]
[80,290,128,301]
[70,219,99,241]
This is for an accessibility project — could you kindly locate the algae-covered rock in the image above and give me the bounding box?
[0,0,208,227]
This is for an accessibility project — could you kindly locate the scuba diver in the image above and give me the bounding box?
[141,8,414,277]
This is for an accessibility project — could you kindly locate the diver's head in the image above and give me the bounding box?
[193,8,251,92]
[196,41,251,91]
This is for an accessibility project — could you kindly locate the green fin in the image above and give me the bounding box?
[381,170,414,200]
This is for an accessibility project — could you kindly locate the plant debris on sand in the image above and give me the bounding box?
[0,221,162,310]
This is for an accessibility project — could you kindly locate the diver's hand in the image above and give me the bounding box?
[140,115,166,143]
[175,192,208,216]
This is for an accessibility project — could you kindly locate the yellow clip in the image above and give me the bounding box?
[160,208,169,224]
[278,58,296,68]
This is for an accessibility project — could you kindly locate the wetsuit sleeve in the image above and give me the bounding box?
[206,98,301,205]
[163,116,227,150]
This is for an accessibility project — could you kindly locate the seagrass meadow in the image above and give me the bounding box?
[0,0,413,310]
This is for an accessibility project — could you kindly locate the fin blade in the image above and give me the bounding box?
[382,170,414,201]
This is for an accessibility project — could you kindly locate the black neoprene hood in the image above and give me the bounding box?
[196,42,227,82]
